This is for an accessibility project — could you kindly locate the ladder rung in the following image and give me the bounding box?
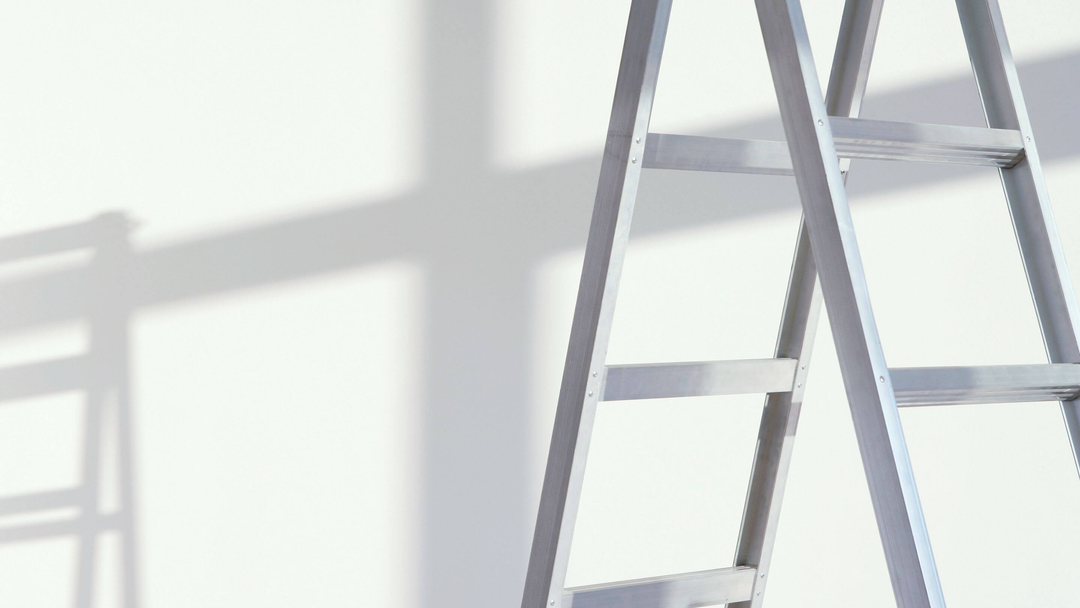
[642,134,794,176]
[0,356,88,403]
[563,566,756,608]
[892,364,1080,407]
[831,117,1025,167]
[642,118,1024,174]
[601,358,797,402]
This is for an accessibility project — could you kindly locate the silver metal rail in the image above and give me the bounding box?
[831,116,1023,166]
[601,359,797,401]
[563,566,756,608]
[643,118,1023,175]
[521,2,674,606]
[892,364,1080,406]
[642,134,794,175]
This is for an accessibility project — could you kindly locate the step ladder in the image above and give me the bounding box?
[522,1,1080,607]
[0,213,140,607]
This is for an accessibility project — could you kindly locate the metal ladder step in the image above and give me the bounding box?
[563,566,757,608]
[600,361,1080,406]
[601,358,798,401]
[892,363,1080,406]
[642,117,1024,175]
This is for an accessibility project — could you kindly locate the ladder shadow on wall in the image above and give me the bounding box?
[0,213,139,607]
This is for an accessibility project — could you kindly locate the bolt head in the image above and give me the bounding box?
[631,157,637,163]
[635,138,641,144]
[587,391,593,397]
[879,376,885,382]
[817,119,823,126]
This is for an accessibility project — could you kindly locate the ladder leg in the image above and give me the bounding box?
[955,0,1080,478]
[520,2,673,607]
[731,219,820,608]
[753,1,946,607]
[732,2,884,606]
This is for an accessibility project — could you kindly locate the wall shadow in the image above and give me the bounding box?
[0,213,140,607]
[0,3,1075,606]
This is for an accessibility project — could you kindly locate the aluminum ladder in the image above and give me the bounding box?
[521,1,1080,607]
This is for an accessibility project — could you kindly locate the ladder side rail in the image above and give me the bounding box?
[521,2,674,607]
[731,2,884,606]
[955,0,1080,474]
[730,218,821,607]
[754,1,946,607]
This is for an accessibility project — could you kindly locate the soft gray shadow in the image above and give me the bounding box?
[0,1,1075,605]
[0,213,140,607]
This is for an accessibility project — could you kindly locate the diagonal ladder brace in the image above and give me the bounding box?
[522,1,1080,607]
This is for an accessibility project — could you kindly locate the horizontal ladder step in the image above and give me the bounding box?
[891,364,1080,406]
[601,358,797,401]
[643,134,793,176]
[643,118,1024,175]
[564,566,756,608]
[831,117,1025,165]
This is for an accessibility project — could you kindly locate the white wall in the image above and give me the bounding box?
[0,1,1078,606]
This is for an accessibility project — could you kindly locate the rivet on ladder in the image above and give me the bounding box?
[817,119,823,126]
[635,137,641,144]
[879,376,885,382]
[631,157,637,163]
[588,391,593,397]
